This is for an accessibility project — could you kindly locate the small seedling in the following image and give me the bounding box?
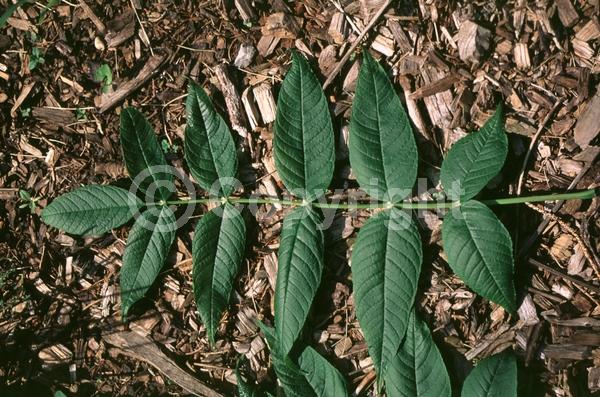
[19,189,40,213]
[41,50,597,397]
[28,47,45,71]
[94,64,113,93]
[75,107,88,120]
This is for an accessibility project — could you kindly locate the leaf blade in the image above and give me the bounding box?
[120,107,174,201]
[275,206,324,357]
[121,206,177,316]
[193,203,246,344]
[41,185,142,236]
[440,106,507,201]
[298,346,348,397]
[185,82,239,196]
[258,322,315,397]
[349,51,418,202]
[274,52,334,200]
[442,200,516,313]
[385,311,451,397]
[462,351,517,397]
[351,209,422,377]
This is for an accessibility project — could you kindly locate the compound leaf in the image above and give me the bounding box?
[274,51,334,200]
[298,346,348,397]
[462,351,517,397]
[385,311,451,397]
[120,108,174,201]
[193,203,246,344]
[258,322,315,397]
[185,82,239,197]
[352,208,422,378]
[42,185,142,236]
[349,50,418,202]
[121,206,177,316]
[442,200,516,314]
[440,106,507,201]
[275,206,324,357]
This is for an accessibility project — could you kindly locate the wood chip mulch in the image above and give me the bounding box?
[1,0,600,395]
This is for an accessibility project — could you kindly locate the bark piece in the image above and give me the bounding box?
[234,43,256,69]
[575,19,600,41]
[261,13,300,39]
[574,90,600,148]
[103,331,223,397]
[99,51,166,112]
[455,20,491,63]
[556,0,579,28]
[371,34,395,57]
[388,19,412,53]
[215,64,250,139]
[328,12,349,45]
[241,87,260,130]
[513,42,531,69]
[256,35,280,57]
[105,10,135,48]
[78,0,106,33]
[32,107,76,130]
[234,0,257,24]
[253,83,276,124]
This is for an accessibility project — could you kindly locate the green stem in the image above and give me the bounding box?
[164,188,598,210]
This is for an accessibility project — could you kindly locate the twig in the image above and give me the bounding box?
[517,163,595,259]
[322,0,393,89]
[516,101,562,194]
[528,259,600,294]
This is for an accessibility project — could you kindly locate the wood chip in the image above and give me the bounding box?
[556,0,579,28]
[103,331,223,397]
[105,10,135,48]
[241,87,260,131]
[575,19,600,42]
[455,20,491,63]
[261,13,300,39]
[215,64,250,139]
[573,89,600,148]
[234,0,257,24]
[78,0,106,33]
[328,12,349,45]
[256,35,280,57]
[371,34,395,57]
[513,42,531,70]
[99,51,166,112]
[253,83,276,125]
[10,82,35,118]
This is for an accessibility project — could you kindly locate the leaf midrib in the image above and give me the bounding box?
[277,208,307,352]
[462,205,512,308]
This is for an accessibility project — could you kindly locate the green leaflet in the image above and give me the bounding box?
[185,82,239,197]
[193,203,246,344]
[121,206,177,316]
[349,51,418,202]
[298,346,348,397]
[0,0,30,28]
[41,185,142,236]
[462,351,517,397]
[440,106,507,202]
[351,208,422,378]
[273,51,335,200]
[385,311,451,397]
[275,206,324,357]
[120,107,174,201]
[442,200,516,313]
[258,322,315,397]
